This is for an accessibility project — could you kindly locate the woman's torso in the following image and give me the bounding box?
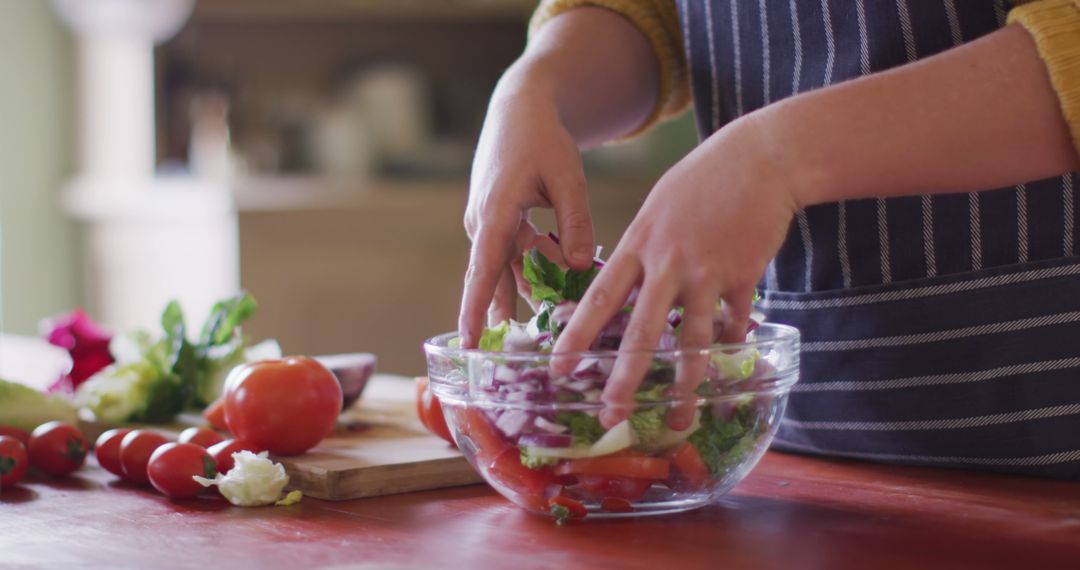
[676,0,1080,478]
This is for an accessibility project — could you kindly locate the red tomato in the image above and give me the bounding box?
[458,407,508,463]
[415,376,454,446]
[548,495,587,523]
[554,451,670,480]
[203,397,228,432]
[577,474,653,502]
[0,425,30,446]
[665,442,711,492]
[486,446,556,511]
[207,438,263,474]
[28,422,87,476]
[119,430,169,485]
[600,497,634,513]
[147,443,217,499]
[94,428,132,477]
[178,427,225,449]
[0,435,28,487]
[224,356,342,456]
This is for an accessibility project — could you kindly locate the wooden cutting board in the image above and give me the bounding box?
[80,374,484,501]
[275,374,484,500]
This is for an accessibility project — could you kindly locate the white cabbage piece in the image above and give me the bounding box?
[193,451,290,507]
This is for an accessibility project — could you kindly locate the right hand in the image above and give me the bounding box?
[458,64,597,348]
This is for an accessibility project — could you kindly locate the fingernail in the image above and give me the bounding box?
[600,408,624,428]
[573,247,593,264]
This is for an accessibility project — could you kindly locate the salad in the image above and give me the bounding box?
[428,247,794,522]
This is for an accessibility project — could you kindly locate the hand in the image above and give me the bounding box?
[552,114,801,429]
[458,63,597,348]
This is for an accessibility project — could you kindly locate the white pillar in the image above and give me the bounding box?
[52,0,242,333]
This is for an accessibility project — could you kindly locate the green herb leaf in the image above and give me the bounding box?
[523,250,566,303]
[199,292,258,347]
[562,265,599,302]
[554,412,605,446]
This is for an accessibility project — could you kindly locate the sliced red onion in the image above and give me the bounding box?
[564,379,595,393]
[656,328,678,351]
[544,484,565,500]
[551,301,578,326]
[495,410,534,439]
[534,416,569,434]
[504,325,539,352]
[668,309,683,329]
[492,365,519,385]
[519,433,573,448]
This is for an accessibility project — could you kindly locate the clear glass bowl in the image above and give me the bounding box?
[424,323,799,521]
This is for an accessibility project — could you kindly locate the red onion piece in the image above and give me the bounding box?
[519,433,573,448]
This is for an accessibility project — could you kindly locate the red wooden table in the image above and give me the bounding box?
[3,451,1078,570]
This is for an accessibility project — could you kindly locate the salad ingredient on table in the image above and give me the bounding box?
[202,397,229,431]
[74,292,282,425]
[42,308,115,394]
[207,439,264,474]
[0,425,31,446]
[415,376,454,445]
[147,443,217,499]
[0,378,79,432]
[0,435,29,488]
[94,428,133,478]
[194,450,292,507]
[27,421,87,477]
[119,430,169,485]
[223,356,342,456]
[178,426,225,449]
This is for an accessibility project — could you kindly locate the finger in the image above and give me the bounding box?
[458,217,519,348]
[668,291,717,430]
[600,276,678,428]
[551,253,641,375]
[509,255,540,313]
[544,171,594,270]
[717,285,755,344]
[489,267,517,326]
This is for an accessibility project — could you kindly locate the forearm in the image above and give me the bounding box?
[498,7,659,149]
[755,23,1079,207]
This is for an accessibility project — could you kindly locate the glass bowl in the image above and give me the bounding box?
[423,323,799,521]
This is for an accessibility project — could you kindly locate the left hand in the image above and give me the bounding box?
[552,114,801,429]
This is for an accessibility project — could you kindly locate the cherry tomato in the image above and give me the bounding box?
[119,430,169,485]
[665,442,711,492]
[207,438,263,474]
[415,376,454,446]
[0,425,30,446]
[94,428,132,477]
[147,443,217,499]
[0,435,29,487]
[28,422,87,476]
[224,356,342,456]
[600,497,634,513]
[554,451,670,480]
[577,474,653,502]
[178,427,225,449]
[203,397,228,432]
[549,495,587,523]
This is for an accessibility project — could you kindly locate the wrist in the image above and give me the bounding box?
[739,102,836,210]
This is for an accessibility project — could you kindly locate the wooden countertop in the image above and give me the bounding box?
[4,449,1078,569]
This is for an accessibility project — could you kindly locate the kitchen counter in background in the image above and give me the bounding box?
[236,177,655,376]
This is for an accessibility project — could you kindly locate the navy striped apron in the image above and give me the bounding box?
[677,0,1080,479]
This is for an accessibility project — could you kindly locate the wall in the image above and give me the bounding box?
[0,2,82,334]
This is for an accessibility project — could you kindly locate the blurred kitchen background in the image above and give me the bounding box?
[0,0,696,376]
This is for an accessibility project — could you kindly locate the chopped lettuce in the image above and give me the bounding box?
[629,406,666,444]
[688,402,760,476]
[634,383,670,403]
[711,349,759,381]
[520,447,559,469]
[194,451,290,507]
[0,378,78,432]
[554,412,605,446]
[478,321,509,352]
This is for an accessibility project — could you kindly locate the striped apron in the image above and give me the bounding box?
[677,0,1080,479]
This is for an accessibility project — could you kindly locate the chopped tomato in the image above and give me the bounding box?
[458,407,507,463]
[665,442,711,492]
[577,474,653,502]
[549,495,587,523]
[415,377,455,446]
[554,451,670,480]
[600,497,634,513]
[487,446,555,498]
[203,397,228,432]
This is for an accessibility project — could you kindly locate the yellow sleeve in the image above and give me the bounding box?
[1009,0,1080,157]
[529,0,689,137]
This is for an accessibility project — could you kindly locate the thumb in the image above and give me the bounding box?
[545,171,595,270]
